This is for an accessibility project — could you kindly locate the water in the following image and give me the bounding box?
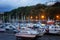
[0,32,60,40]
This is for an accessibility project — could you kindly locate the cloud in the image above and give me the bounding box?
[0,0,48,8]
[0,0,55,12]
[0,4,14,12]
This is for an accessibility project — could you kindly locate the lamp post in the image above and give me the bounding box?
[41,15,45,20]
[2,14,4,22]
[21,13,24,21]
[56,15,60,20]
[9,15,11,22]
[35,16,38,21]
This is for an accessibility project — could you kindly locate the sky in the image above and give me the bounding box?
[0,0,56,12]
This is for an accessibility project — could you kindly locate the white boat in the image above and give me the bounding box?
[49,25,60,34]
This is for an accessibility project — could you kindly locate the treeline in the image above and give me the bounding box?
[4,2,60,21]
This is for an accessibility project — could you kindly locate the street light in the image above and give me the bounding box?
[56,15,59,18]
[30,16,33,19]
[56,15,60,20]
[36,16,38,19]
[41,15,45,19]
[30,16,33,21]
[36,16,38,21]
[40,15,46,20]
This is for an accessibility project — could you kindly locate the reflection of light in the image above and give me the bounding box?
[41,24,45,26]
[36,20,38,21]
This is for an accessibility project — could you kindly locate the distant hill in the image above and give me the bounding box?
[52,2,60,7]
[4,2,60,21]
[4,4,47,16]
